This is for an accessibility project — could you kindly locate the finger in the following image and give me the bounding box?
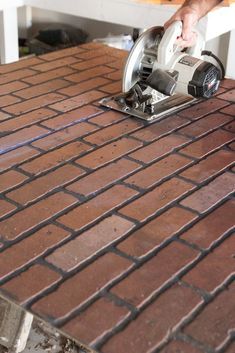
[181,13,196,41]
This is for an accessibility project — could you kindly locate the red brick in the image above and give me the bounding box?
[100,81,122,94]
[0,81,29,96]
[184,282,235,348]
[58,185,138,231]
[181,200,235,249]
[0,170,28,193]
[229,141,235,151]
[159,340,202,353]
[107,60,125,69]
[89,110,126,127]
[39,47,85,61]
[84,119,143,146]
[0,69,37,85]
[0,111,10,121]
[0,125,49,154]
[220,79,235,89]
[58,77,110,97]
[111,242,198,307]
[76,137,143,170]
[180,150,235,183]
[180,129,234,159]
[0,57,44,74]
[76,46,123,60]
[104,69,123,81]
[220,104,235,116]
[0,146,39,173]
[0,200,16,218]
[22,67,76,85]
[67,158,140,196]
[7,165,84,206]
[1,264,62,304]
[178,98,229,120]
[0,225,70,280]
[47,215,134,271]
[183,235,234,292]
[33,56,79,72]
[120,178,194,222]
[0,192,77,241]
[180,172,235,213]
[65,65,115,84]
[32,253,133,320]
[63,297,130,347]
[3,93,65,115]
[49,90,106,113]
[102,285,200,353]
[32,122,97,151]
[226,342,235,353]
[20,141,91,176]
[131,115,189,142]
[179,113,232,137]
[129,134,189,164]
[125,154,192,189]
[0,95,20,107]
[223,120,235,133]
[0,108,56,133]
[71,55,117,71]
[14,79,70,99]
[217,89,235,102]
[118,207,197,258]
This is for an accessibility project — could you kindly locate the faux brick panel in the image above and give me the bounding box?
[0,81,29,96]
[33,56,79,72]
[0,225,70,280]
[0,95,20,107]
[220,79,235,89]
[217,89,235,102]
[120,178,195,222]
[129,134,189,164]
[0,200,16,218]
[118,207,197,258]
[0,57,43,74]
[62,297,130,347]
[102,285,200,353]
[183,235,235,292]
[58,185,138,231]
[47,215,134,271]
[0,192,77,241]
[7,164,84,206]
[0,146,39,173]
[111,242,198,307]
[89,110,126,127]
[0,111,10,121]
[184,282,235,349]
[32,253,133,321]
[180,172,235,213]
[71,55,117,71]
[181,200,235,249]
[104,69,123,81]
[0,170,28,193]
[227,342,235,353]
[0,69,37,85]
[125,154,192,189]
[65,66,115,84]
[67,158,141,196]
[58,77,110,97]
[39,47,84,61]
[14,79,70,99]
[1,264,62,304]
[100,81,122,94]
[178,98,229,120]
[22,67,76,85]
[220,104,235,116]
[159,340,202,353]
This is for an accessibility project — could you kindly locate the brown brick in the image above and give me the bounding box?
[0,81,29,96]
[112,242,198,307]
[84,119,143,146]
[179,113,232,138]
[32,122,97,151]
[76,46,123,60]
[76,137,143,170]
[220,79,235,89]
[22,67,76,85]
[20,141,91,176]
[0,125,49,154]
[58,185,137,231]
[180,172,235,213]
[0,200,16,218]
[104,69,123,81]
[47,215,134,271]
[32,253,132,320]
[129,134,189,164]
[15,79,70,99]
[49,90,106,113]
[0,95,20,107]
[39,47,85,61]
[180,150,235,183]
[226,342,235,353]
[1,264,62,304]
[0,108,56,133]
[120,178,194,222]
[71,55,117,71]
[67,158,140,196]
[131,115,189,142]
[65,65,115,84]
[107,60,125,69]
[7,165,84,206]
[58,77,110,97]
[102,285,200,353]
[0,225,70,280]
[0,192,77,241]
[159,340,202,353]
[0,170,28,193]
[217,89,235,102]
[178,98,229,120]
[3,93,66,115]
[89,110,126,127]
[100,81,122,94]
[63,297,130,347]
[220,104,235,116]
[229,141,235,151]
[180,129,234,159]
[181,200,235,249]
[41,105,101,130]
[0,57,44,74]
[125,154,192,189]
[184,282,235,348]
[118,207,197,258]
[223,120,235,133]
[0,111,10,122]
[0,69,37,85]
[33,56,79,72]
[0,146,39,173]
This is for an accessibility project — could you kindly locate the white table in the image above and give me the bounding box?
[0,0,235,78]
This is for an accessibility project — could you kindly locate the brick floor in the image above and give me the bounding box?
[0,43,234,353]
